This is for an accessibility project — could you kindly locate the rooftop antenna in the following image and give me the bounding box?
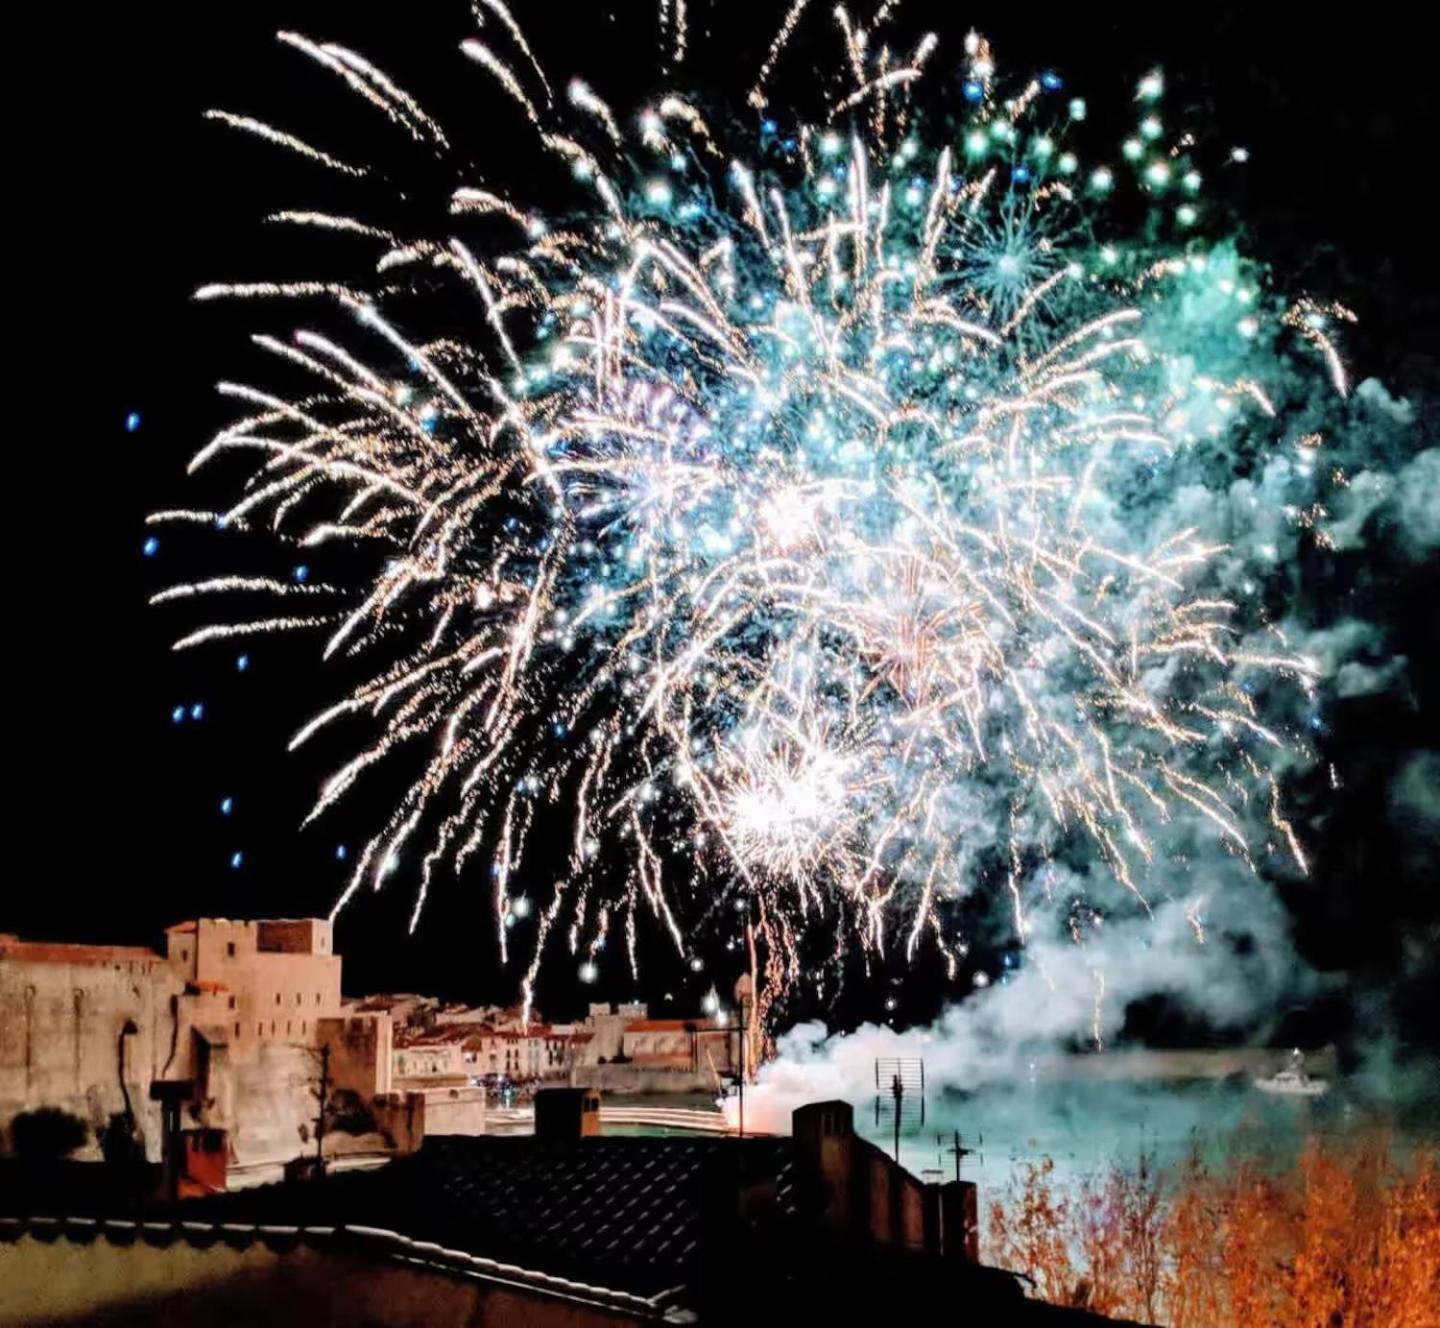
[938,1129,984,1183]
[874,1057,925,1165]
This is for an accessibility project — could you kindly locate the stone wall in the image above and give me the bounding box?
[319,1014,393,1099]
[418,1086,488,1137]
[218,1041,319,1167]
[1,920,358,1172]
[0,950,183,1161]
[373,1087,487,1153]
[577,1064,722,1095]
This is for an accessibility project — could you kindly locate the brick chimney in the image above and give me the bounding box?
[533,1086,601,1140]
[939,1180,980,1261]
[791,1100,857,1233]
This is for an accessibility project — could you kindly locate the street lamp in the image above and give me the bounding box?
[713,973,753,1137]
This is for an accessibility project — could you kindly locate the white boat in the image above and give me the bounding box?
[1252,1067,1328,1097]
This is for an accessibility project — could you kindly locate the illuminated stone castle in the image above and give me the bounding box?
[0,918,364,1177]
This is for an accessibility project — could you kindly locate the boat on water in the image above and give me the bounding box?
[1253,1052,1329,1097]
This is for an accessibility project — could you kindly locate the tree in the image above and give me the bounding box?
[99,1111,145,1167]
[295,1043,381,1175]
[10,1108,89,1162]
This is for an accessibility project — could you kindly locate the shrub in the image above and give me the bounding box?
[10,1108,89,1161]
[987,1132,1440,1327]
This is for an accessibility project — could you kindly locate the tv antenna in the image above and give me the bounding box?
[874,1058,925,1164]
[937,1129,984,1183]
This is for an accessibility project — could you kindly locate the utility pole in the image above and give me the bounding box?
[732,974,753,1139]
[714,984,752,1138]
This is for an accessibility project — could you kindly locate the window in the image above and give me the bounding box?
[257,1023,264,1037]
[301,1021,307,1035]
[315,992,321,1005]
[226,942,235,957]
[275,993,281,1005]
[287,1021,292,1035]
[295,993,302,1006]
[270,1021,276,1035]
[228,995,236,1010]
[234,1022,241,1037]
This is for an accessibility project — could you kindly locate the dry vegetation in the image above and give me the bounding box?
[987,1134,1440,1326]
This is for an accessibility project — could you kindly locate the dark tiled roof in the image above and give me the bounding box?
[176,1135,799,1296]
[418,1136,797,1288]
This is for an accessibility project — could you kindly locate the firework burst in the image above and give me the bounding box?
[154,3,1342,1023]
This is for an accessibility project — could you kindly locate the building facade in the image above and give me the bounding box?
[620,1020,736,1074]
[2,920,369,1173]
[0,937,182,1167]
[392,1022,591,1088]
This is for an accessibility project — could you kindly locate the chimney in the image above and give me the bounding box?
[149,1080,195,1201]
[533,1086,601,1140]
[792,1100,856,1233]
[939,1180,979,1261]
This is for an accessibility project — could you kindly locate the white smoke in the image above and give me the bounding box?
[737,884,1302,1134]
[737,372,1436,1135]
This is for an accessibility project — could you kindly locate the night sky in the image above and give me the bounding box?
[19,3,1436,1041]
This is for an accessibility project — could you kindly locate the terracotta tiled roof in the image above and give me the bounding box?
[0,938,163,967]
[624,1019,708,1033]
[394,1023,497,1049]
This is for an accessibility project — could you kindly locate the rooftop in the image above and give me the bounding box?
[0,1216,675,1321]
[625,1019,714,1033]
[165,917,328,933]
[0,937,164,967]
[164,1134,798,1297]
[0,1135,1157,1326]
[392,1021,593,1048]
[394,1023,490,1048]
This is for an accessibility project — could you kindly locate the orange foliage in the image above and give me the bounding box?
[987,1134,1440,1327]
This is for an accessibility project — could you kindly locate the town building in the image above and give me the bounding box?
[568,1003,751,1093]
[391,1020,592,1089]
[579,1001,650,1062]
[392,1025,474,1085]
[348,992,438,1030]
[620,1018,736,1074]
